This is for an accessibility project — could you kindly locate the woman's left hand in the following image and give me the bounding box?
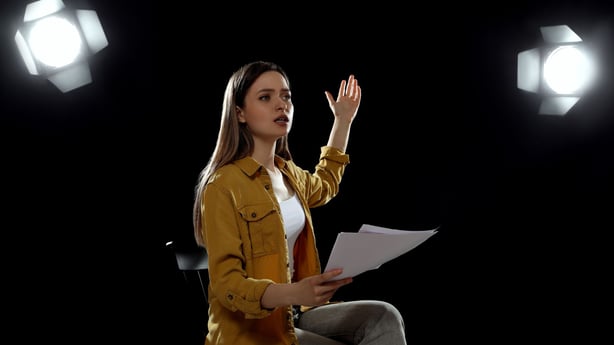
[325,74,361,124]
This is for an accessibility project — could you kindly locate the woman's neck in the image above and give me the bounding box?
[251,141,277,170]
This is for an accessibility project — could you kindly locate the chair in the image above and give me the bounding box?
[166,240,209,342]
[166,240,209,303]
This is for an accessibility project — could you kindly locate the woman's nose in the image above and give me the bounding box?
[276,99,288,110]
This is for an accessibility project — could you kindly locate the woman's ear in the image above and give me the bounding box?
[236,107,246,123]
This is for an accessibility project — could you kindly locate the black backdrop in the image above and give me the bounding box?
[1,1,613,343]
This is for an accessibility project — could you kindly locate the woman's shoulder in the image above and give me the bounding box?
[210,163,241,180]
[280,158,306,176]
[210,157,260,181]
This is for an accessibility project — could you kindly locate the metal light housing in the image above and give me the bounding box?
[14,0,108,92]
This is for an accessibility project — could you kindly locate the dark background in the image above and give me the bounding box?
[1,0,613,343]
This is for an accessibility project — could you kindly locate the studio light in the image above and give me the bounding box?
[517,25,596,115]
[14,0,108,93]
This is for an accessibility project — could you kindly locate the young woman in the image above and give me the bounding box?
[193,61,406,345]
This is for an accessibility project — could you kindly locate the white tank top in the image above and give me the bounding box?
[279,193,306,276]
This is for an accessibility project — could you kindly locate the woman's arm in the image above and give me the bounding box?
[261,269,352,309]
[325,74,362,152]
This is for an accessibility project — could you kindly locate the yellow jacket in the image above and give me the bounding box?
[200,146,350,345]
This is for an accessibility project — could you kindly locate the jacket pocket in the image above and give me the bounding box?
[239,203,279,257]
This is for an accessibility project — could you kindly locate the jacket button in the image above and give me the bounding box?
[227,294,233,300]
[265,184,270,190]
[251,212,257,218]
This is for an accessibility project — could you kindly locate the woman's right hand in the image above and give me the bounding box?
[293,269,353,307]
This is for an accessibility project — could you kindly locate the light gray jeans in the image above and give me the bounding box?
[295,300,407,345]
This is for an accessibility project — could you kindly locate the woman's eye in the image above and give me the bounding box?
[259,95,270,101]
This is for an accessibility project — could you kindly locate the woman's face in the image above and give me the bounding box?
[237,71,294,142]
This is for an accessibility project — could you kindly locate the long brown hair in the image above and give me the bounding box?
[193,61,293,246]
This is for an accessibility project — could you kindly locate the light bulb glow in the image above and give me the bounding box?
[29,16,82,68]
[543,46,593,94]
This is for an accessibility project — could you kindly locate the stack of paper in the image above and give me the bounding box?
[324,224,438,281]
